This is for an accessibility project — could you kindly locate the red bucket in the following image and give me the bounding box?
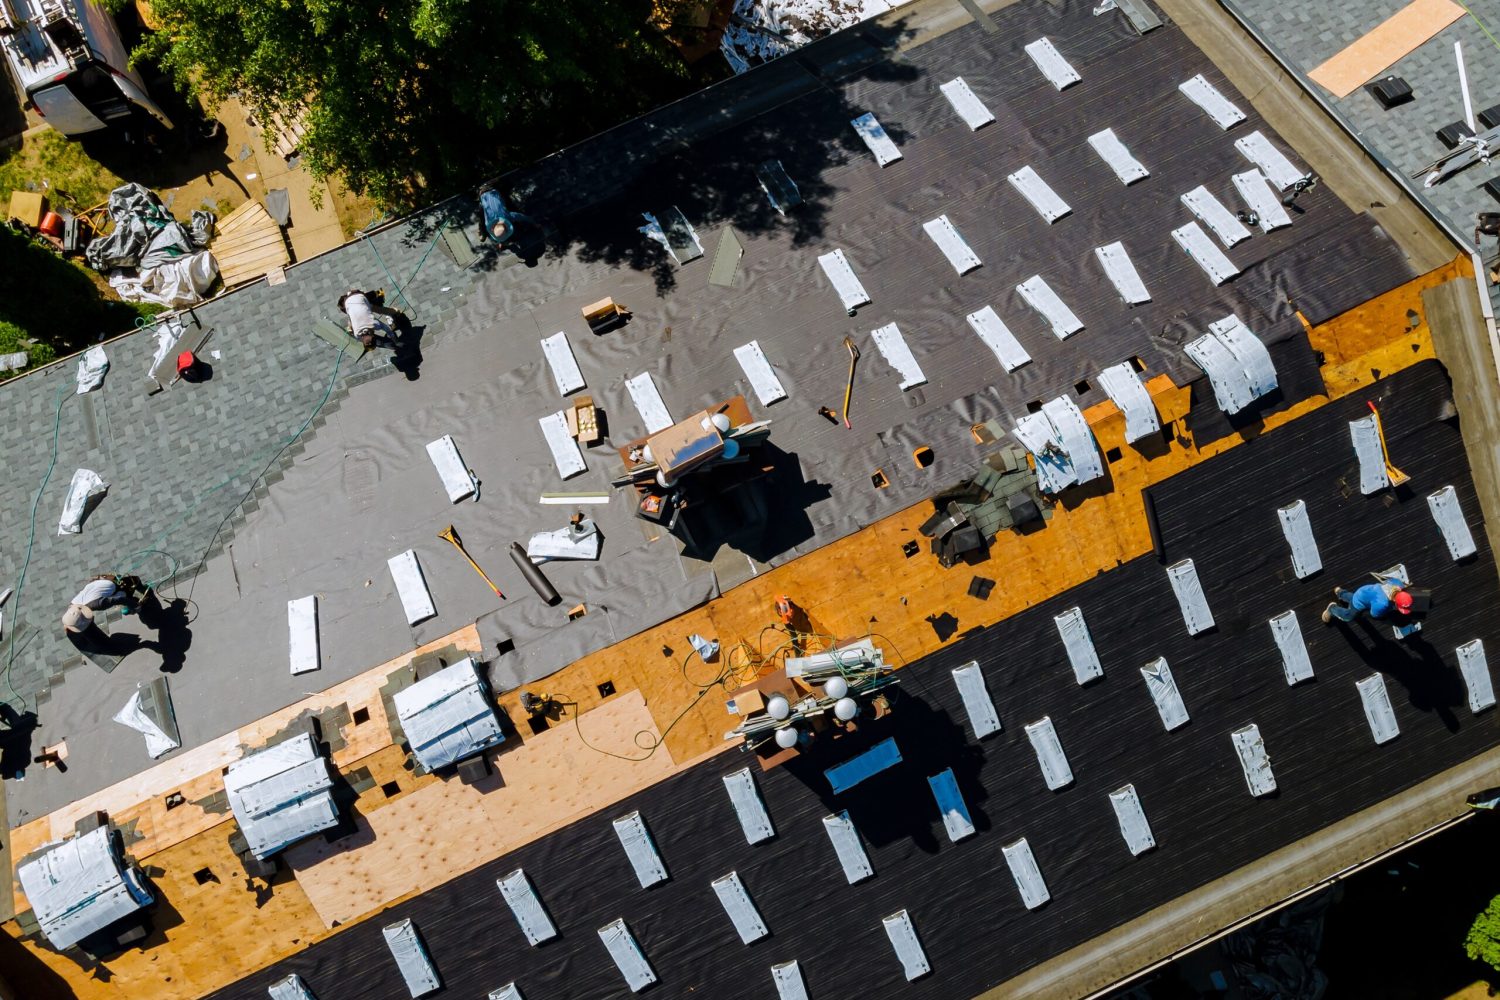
[38,211,63,237]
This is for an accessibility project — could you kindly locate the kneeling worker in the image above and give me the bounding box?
[61,574,149,640]
[1323,575,1415,624]
[337,288,403,352]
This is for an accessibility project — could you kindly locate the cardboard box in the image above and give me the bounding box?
[8,191,45,228]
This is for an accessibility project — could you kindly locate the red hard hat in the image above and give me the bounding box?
[1394,590,1414,614]
[176,350,196,375]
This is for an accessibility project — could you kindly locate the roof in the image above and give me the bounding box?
[0,0,1420,827]
[15,825,152,950]
[209,359,1500,1000]
[223,733,339,859]
[1229,0,1498,289]
[2,0,1495,997]
[391,657,504,771]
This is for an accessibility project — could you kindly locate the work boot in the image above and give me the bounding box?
[1321,603,1335,624]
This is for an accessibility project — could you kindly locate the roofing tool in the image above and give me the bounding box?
[841,336,860,429]
[438,524,505,599]
[1366,401,1410,487]
[817,405,839,424]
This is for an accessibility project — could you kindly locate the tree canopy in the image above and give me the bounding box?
[1466,894,1500,972]
[132,0,698,210]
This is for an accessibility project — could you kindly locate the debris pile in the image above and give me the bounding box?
[86,183,220,308]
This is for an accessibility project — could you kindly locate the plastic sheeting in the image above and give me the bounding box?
[17,826,153,950]
[224,733,339,859]
[113,688,180,758]
[75,345,108,393]
[58,468,107,535]
[109,251,219,308]
[85,183,203,272]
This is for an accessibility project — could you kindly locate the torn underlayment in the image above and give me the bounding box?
[112,685,181,758]
[58,468,107,535]
[75,345,108,393]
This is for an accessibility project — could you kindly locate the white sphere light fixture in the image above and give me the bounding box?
[774,726,799,749]
[655,471,674,489]
[824,676,849,699]
[710,412,731,433]
[834,697,859,721]
[767,694,791,720]
[641,444,654,463]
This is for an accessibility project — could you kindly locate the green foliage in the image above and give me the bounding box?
[137,0,697,210]
[0,227,150,372]
[1466,895,1500,972]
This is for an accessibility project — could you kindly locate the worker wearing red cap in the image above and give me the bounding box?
[1323,576,1414,624]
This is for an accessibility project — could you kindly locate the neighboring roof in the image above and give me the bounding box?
[1,0,1422,827]
[209,359,1500,1000]
[15,826,152,950]
[1228,0,1497,270]
[391,657,504,771]
[223,733,339,860]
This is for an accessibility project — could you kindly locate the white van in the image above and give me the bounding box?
[0,0,172,136]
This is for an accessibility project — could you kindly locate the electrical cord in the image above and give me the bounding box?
[2,382,72,710]
[1,343,346,713]
[558,623,904,763]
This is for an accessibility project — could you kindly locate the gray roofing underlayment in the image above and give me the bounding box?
[0,0,1421,829]
[209,358,1500,998]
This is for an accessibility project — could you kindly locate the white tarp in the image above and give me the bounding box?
[112,689,180,758]
[108,251,218,308]
[146,317,184,381]
[58,468,107,535]
[76,345,108,393]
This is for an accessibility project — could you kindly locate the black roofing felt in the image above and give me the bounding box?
[211,358,1499,998]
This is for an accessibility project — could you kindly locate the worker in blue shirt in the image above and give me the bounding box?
[1323,577,1414,624]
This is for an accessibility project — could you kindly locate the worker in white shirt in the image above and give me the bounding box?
[60,574,141,635]
[337,288,403,352]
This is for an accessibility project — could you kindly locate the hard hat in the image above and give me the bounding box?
[1394,590,1414,614]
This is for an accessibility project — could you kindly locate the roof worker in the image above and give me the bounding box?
[337,288,403,352]
[477,184,538,263]
[1322,574,1415,624]
[61,574,145,637]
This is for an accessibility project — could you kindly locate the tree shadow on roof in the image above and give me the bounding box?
[395,18,921,297]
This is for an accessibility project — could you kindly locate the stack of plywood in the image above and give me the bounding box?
[210,200,291,289]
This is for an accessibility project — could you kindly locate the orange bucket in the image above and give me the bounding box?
[38,211,63,237]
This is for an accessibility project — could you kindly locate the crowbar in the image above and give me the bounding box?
[1367,401,1410,487]
[841,336,860,429]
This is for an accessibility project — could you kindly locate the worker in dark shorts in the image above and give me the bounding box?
[1323,575,1414,624]
[337,288,403,352]
[61,573,159,652]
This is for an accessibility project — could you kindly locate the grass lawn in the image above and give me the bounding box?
[0,129,162,381]
[0,127,126,210]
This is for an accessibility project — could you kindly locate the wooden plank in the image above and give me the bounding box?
[1308,0,1464,98]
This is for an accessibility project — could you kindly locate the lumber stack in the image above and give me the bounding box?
[210,200,291,289]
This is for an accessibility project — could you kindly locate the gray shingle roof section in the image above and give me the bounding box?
[1232,0,1500,265]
